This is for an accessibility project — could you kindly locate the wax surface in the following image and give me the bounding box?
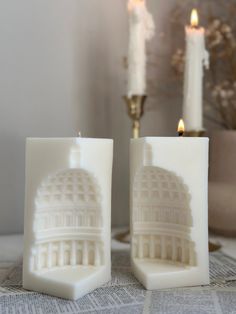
[127,1,154,96]
[183,26,209,131]
[130,137,209,290]
[23,138,113,300]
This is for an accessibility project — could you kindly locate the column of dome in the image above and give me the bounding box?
[132,233,195,265]
[30,239,104,272]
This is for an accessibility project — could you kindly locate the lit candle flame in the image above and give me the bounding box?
[128,0,144,11]
[177,119,185,136]
[190,9,199,28]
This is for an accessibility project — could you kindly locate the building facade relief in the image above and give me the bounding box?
[132,145,196,266]
[30,168,104,273]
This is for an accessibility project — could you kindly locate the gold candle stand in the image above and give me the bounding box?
[114,95,147,244]
[184,130,205,137]
[124,95,147,139]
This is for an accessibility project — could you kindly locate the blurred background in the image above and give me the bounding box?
[0,0,235,235]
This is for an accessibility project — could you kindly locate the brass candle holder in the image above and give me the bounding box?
[184,130,205,137]
[114,95,147,244]
[124,95,147,139]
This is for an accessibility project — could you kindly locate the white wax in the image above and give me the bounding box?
[127,1,154,97]
[183,26,209,131]
[23,138,113,300]
[130,137,209,290]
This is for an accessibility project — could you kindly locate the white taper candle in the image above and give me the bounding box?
[127,0,154,97]
[183,9,209,131]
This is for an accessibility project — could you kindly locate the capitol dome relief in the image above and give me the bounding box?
[132,148,196,267]
[30,168,104,273]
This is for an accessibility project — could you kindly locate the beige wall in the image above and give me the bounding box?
[0,0,180,234]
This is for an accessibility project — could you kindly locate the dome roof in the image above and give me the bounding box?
[35,168,101,211]
[133,166,191,208]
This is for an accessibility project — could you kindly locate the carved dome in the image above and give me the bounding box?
[134,166,191,207]
[133,166,192,226]
[34,168,102,232]
[35,169,101,211]
[30,167,104,273]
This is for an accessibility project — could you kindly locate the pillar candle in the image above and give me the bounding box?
[130,136,209,290]
[183,9,209,131]
[127,0,154,97]
[23,138,113,300]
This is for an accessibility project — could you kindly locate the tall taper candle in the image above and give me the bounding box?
[183,9,209,131]
[127,0,154,97]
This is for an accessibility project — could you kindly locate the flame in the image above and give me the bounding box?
[191,9,199,27]
[128,0,144,11]
[177,119,185,134]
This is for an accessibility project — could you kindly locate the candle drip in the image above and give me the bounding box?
[203,50,209,70]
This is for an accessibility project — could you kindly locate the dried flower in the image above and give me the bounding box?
[211,81,236,128]
[171,49,185,75]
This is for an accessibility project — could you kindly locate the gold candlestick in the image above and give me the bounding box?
[184,130,205,137]
[114,95,147,244]
[124,95,147,138]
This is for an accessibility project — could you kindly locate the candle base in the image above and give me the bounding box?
[184,130,205,137]
[124,95,147,138]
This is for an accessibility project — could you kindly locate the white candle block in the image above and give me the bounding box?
[23,138,113,300]
[130,137,209,290]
